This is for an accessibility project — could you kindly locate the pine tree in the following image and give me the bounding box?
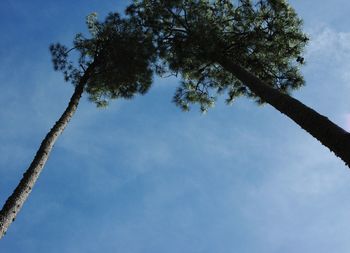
[0,12,156,239]
[126,0,350,166]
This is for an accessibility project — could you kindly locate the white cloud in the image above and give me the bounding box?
[292,25,350,131]
[307,26,350,61]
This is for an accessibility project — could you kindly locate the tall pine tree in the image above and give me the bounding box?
[126,0,350,166]
[0,13,156,239]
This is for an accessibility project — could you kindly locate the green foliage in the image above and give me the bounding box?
[50,12,156,107]
[126,0,308,112]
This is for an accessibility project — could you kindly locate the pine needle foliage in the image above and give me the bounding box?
[126,0,308,112]
[50,12,157,107]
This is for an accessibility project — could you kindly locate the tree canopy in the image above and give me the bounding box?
[50,12,157,107]
[126,0,308,112]
[49,0,309,111]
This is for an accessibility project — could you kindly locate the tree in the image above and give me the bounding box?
[0,13,156,239]
[126,0,350,166]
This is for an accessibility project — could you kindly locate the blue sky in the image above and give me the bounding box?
[1,0,350,252]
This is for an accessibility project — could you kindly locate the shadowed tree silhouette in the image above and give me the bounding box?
[0,12,156,239]
[126,0,350,166]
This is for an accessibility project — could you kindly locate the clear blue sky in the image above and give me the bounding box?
[1,0,350,252]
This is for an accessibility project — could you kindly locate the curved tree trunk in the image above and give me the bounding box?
[0,66,93,239]
[217,56,350,167]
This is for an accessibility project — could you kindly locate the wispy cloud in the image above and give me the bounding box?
[294,25,350,130]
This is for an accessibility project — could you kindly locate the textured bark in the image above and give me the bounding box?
[217,56,350,167]
[0,65,94,239]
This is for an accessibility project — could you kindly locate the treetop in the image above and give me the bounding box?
[51,0,308,111]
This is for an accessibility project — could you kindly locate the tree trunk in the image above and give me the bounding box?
[0,66,93,239]
[217,56,350,167]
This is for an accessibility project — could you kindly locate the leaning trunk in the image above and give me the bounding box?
[0,67,92,239]
[217,56,350,167]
